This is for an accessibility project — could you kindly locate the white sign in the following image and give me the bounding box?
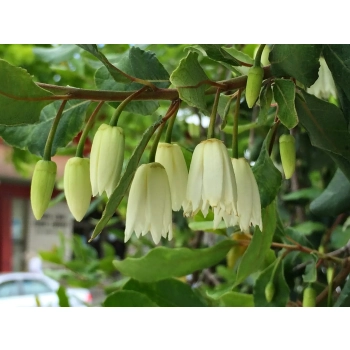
[27,201,74,263]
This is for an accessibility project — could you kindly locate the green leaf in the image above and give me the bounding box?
[323,45,350,105]
[78,44,130,83]
[258,85,273,125]
[206,283,237,300]
[293,221,326,235]
[283,227,314,249]
[269,44,322,87]
[170,52,208,110]
[295,91,350,180]
[221,47,254,66]
[0,100,89,157]
[218,291,254,307]
[198,45,253,66]
[188,220,228,233]
[33,44,80,64]
[38,250,63,265]
[95,67,158,116]
[273,79,298,129]
[236,201,277,284]
[123,278,206,307]
[0,59,53,125]
[113,240,235,282]
[252,130,282,208]
[302,254,318,283]
[334,275,350,307]
[310,169,350,217]
[103,290,158,307]
[94,46,170,116]
[57,286,70,307]
[330,226,350,249]
[89,119,162,241]
[253,260,290,307]
[282,188,322,202]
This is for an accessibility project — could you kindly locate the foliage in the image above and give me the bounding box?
[1,44,350,307]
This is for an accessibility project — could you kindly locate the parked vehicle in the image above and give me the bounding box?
[0,272,92,307]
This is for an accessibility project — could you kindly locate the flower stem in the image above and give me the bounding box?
[164,100,181,144]
[254,44,266,67]
[232,89,242,158]
[43,100,67,161]
[76,101,104,158]
[149,121,166,163]
[109,86,148,127]
[149,100,179,162]
[207,88,221,139]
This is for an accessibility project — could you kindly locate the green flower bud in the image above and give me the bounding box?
[246,65,264,108]
[30,160,57,220]
[64,157,92,222]
[279,134,296,179]
[326,267,334,285]
[302,286,316,307]
[265,281,275,303]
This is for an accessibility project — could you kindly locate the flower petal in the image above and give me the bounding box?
[125,164,148,242]
[185,142,205,216]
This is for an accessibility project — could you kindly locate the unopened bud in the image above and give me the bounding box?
[279,134,296,179]
[303,286,316,307]
[64,157,92,222]
[265,281,275,303]
[327,267,334,285]
[246,66,264,108]
[30,160,57,220]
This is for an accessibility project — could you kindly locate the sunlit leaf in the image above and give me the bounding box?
[0,59,52,125]
[113,240,235,282]
[170,52,208,111]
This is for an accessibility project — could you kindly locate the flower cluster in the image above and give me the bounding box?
[125,138,262,244]
[31,123,262,244]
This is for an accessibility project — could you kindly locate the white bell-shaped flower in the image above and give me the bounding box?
[124,162,173,244]
[183,138,238,228]
[231,158,262,232]
[89,123,125,198]
[64,157,92,222]
[155,143,188,211]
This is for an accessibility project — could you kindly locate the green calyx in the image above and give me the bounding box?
[246,65,264,108]
[265,281,275,303]
[279,134,296,179]
[302,286,316,307]
[30,160,57,220]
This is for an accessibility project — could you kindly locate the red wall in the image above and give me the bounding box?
[0,182,29,271]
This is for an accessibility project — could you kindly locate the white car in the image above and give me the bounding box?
[0,272,93,307]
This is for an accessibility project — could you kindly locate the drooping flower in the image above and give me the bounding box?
[89,124,125,198]
[231,158,262,233]
[30,160,57,220]
[183,138,238,228]
[124,162,173,244]
[64,157,92,222]
[307,57,337,100]
[155,142,188,211]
